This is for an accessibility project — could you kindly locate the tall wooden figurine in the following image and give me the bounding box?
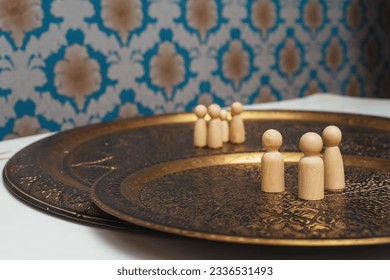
[322,125,345,191]
[220,109,229,143]
[230,101,245,144]
[207,104,223,149]
[261,129,285,193]
[193,105,207,148]
[298,132,324,200]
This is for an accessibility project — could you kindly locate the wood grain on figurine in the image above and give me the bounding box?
[298,132,324,200]
[193,105,207,148]
[207,104,223,149]
[322,125,345,191]
[230,102,245,144]
[220,109,229,143]
[261,129,285,193]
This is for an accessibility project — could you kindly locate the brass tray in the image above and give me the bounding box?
[92,152,390,246]
[3,111,390,243]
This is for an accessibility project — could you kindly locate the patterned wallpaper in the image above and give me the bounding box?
[0,0,389,140]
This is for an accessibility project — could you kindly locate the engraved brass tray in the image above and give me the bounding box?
[92,152,390,246]
[3,111,390,245]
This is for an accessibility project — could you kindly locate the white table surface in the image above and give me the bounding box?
[1,94,389,260]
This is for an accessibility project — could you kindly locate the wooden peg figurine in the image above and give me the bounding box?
[230,101,245,144]
[322,125,345,191]
[298,132,324,200]
[207,104,223,149]
[261,129,285,193]
[193,105,207,148]
[220,109,229,143]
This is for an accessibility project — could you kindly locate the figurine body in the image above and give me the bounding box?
[230,102,245,144]
[193,105,207,147]
[322,126,345,191]
[298,132,324,200]
[220,109,229,143]
[261,129,285,193]
[207,104,223,149]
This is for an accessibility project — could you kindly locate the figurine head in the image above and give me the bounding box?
[262,129,282,151]
[208,104,221,118]
[220,109,228,120]
[194,104,207,118]
[299,132,323,156]
[231,102,243,116]
[322,125,342,147]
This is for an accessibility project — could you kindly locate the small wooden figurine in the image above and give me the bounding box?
[322,125,345,191]
[220,109,229,143]
[298,132,324,200]
[193,104,207,148]
[261,129,285,193]
[207,104,223,149]
[230,101,245,144]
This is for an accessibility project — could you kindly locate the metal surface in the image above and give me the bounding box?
[92,153,390,246]
[3,111,390,240]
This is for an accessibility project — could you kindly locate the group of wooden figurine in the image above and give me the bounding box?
[193,102,246,148]
[261,126,345,201]
[193,102,345,201]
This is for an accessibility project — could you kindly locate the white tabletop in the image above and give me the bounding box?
[1,94,389,260]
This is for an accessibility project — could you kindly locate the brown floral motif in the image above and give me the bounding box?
[346,76,359,97]
[280,39,300,79]
[102,0,143,44]
[186,0,217,41]
[326,38,342,72]
[198,93,213,106]
[0,0,43,47]
[150,42,185,97]
[119,103,139,119]
[251,0,276,37]
[304,0,323,32]
[5,116,46,139]
[380,70,389,98]
[304,81,319,96]
[255,87,276,103]
[381,2,390,33]
[347,0,361,29]
[222,40,249,88]
[54,44,101,109]
[364,37,378,66]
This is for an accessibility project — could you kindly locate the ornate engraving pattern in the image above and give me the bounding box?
[3,112,390,236]
[140,164,390,239]
[93,162,390,244]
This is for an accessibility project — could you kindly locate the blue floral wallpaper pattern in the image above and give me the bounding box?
[0,0,389,139]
